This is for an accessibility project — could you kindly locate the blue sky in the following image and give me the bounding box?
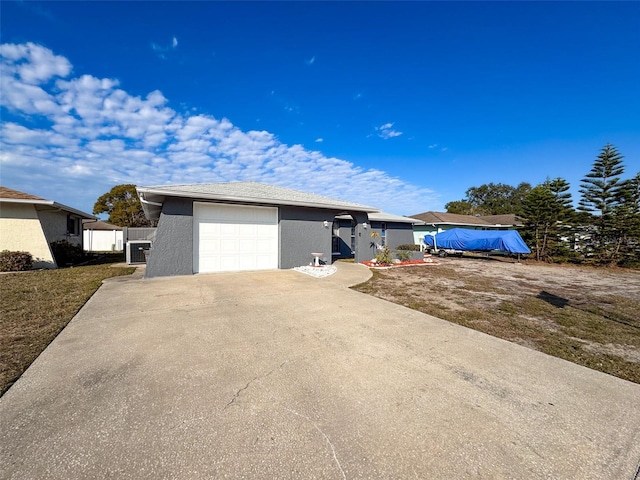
[1,1,639,216]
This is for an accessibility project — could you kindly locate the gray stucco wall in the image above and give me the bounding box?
[366,222,416,259]
[383,222,415,250]
[37,208,83,248]
[145,198,193,278]
[279,207,335,269]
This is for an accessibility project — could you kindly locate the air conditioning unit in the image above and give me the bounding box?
[126,241,152,264]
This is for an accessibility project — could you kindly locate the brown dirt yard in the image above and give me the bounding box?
[352,256,640,384]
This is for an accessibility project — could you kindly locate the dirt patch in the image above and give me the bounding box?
[352,255,640,384]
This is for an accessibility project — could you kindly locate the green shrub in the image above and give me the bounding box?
[374,245,394,265]
[50,240,84,267]
[396,244,420,251]
[396,250,412,261]
[0,250,34,272]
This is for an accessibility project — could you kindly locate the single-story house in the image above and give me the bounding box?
[137,182,380,278]
[83,220,124,252]
[333,212,420,259]
[410,211,524,247]
[0,186,95,268]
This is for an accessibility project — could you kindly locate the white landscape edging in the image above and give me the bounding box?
[293,265,338,278]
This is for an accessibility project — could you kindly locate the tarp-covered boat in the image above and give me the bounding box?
[424,228,531,254]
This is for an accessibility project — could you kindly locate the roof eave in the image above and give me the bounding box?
[137,187,379,214]
[1,198,95,219]
[0,198,54,206]
[51,202,97,219]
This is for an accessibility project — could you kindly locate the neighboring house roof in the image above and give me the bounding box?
[478,214,524,227]
[0,186,95,219]
[0,186,48,201]
[82,219,123,231]
[410,211,525,228]
[411,211,491,226]
[138,182,380,221]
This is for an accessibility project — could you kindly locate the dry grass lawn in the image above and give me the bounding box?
[352,256,640,384]
[0,264,135,396]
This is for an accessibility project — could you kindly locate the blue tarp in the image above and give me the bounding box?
[424,228,531,254]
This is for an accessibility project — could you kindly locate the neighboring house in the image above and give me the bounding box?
[333,212,420,259]
[410,211,524,247]
[136,182,379,278]
[82,220,123,252]
[0,186,95,268]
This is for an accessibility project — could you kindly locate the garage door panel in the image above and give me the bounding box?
[200,223,221,235]
[256,238,277,254]
[238,224,256,236]
[194,203,278,273]
[238,238,255,253]
[219,223,238,236]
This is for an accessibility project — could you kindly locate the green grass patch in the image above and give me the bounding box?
[0,263,135,396]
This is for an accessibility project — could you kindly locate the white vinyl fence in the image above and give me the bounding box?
[83,229,124,252]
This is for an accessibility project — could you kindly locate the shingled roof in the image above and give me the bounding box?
[137,182,380,221]
[82,219,123,230]
[0,186,48,202]
[410,211,525,227]
[139,182,377,210]
[0,186,95,219]
[478,214,524,226]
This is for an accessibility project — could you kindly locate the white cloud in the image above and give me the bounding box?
[305,56,315,65]
[315,138,323,143]
[151,36,178,59]
[428,143,447,152]
[375,123,403,140]
[0,42,439,215]
[0,42,71,84]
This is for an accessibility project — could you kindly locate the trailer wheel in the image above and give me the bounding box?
[438,250,447,258]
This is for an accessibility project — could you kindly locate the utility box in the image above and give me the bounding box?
[126,241,152,264]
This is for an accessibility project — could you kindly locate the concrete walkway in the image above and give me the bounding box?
[1,262,639,479]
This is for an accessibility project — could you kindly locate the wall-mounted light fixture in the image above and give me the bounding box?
[323,220,329,228]
[362,222,368,229]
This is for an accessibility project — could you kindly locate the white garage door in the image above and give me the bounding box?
[194,202,279,273]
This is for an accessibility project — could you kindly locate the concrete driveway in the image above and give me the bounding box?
[1,262,639,479]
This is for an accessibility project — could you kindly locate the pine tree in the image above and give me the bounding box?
[578,144,625,263]
[613,172,640,265]
[546,177,573,218]
[522,185,563,261]
[579,144,625,229]
[544,177,575,256]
